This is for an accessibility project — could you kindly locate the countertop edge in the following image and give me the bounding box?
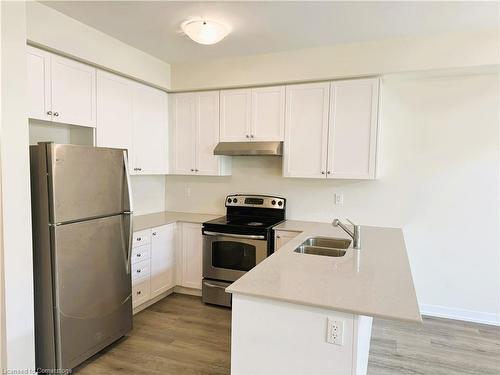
[227,289,423,324]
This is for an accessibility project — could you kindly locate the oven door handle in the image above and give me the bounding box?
[203,231,265,240]
[204,282,228,290]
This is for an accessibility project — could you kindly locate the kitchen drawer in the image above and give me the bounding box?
[132,259,150,281]
[132,244,150,264]
[133,229,151,247]
[132,279,150,308]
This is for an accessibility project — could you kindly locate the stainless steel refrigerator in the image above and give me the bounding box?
[30,143,133,371]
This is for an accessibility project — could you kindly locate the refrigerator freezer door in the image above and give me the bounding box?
[52,214,132,369]
[48,144,131,223]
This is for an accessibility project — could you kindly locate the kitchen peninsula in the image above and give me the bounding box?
[227,221,421,375]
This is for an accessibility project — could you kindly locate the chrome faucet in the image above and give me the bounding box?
[332,218,361,249]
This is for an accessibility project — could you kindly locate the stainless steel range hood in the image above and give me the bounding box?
[213,141,283,156]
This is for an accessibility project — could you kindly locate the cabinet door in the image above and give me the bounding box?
[195,91,223,175]
[220,89,251,142]
[251,86,285,141]
[275,230,300,251]
[50,54,96,127]
[283,82,330,178]
[170,93,196,174]
[27,46,52,121]
[328,78,379,179]
[133,84,168,174]
[96,70,134,169]
[150,224,176,298]
[181,223,203,289]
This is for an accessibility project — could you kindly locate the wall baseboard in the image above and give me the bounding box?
[420,304,500,326]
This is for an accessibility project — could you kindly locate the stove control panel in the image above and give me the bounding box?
[226,194,285,209]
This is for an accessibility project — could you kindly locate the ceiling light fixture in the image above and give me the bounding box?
[181,19,229,45]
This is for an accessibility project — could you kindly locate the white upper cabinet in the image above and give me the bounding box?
[170,93,196,175]
[96,70,134,167]
[284,78,379,180]
[50,54,96,128]
[27,46,51,121]
[328,78,379,179]
[251,86,285,141]
[220,86,285,142]
[150,224,176,298]
[133,84,168,174]
[195,91,227,175]
[220,89,252,141]
[27,46,96,127]
[96,69,168,175]
[170,91,231,176]
[283,82,330,178]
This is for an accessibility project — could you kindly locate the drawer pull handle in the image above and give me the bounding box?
[137,291,141,295]
[137,254,141,257]
[137,237,141,241]
[136,269,141,273]
[152,232,157,236]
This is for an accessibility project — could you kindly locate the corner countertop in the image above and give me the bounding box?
[227,220,422,323]
[133,211,221,231]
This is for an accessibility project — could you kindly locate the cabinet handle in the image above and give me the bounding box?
[190,168,194,172]
[246,135,250,138]
[250,135,254,138]
[53,112,59,117]
[321,171,325,175]
[152,232,157,236]
[46,111,52,116]
[195,169,199,172]
[137,291,141,295]
[276,235,281,239]
[327,171,331,174]
[136,269,141,273]
[137,253,141,257]
[137,237,141,241]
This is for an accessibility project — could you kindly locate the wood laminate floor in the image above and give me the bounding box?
[74,294,500,375]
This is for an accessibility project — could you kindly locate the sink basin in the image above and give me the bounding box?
[294,237,350,257]
[301,237,351,249]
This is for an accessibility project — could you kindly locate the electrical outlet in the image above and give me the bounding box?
[327,317,344,345]
[334,193,344,206]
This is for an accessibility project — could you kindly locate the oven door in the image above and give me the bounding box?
[203,231,268,282]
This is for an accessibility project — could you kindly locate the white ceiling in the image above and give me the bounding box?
[41,1,499,64]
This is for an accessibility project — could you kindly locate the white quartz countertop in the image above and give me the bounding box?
[227,220,422,323]
[133,211,221,231]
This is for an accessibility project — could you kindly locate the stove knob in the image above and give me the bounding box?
[278,201,283,206]
[228,198,232,204]
[233,198,238,203]
[271,200,276,205]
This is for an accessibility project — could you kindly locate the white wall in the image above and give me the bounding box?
[26,1,171,90]
[131,176,166,216]
[0,1,35,370]
[172,29,499,91]
[165,73,500,324]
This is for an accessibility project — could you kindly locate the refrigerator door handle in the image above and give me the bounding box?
[123,150,133,273]
[123,150,134,214]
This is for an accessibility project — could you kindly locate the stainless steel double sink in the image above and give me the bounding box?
[294,237,351,257]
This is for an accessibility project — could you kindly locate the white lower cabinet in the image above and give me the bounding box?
[274,230,301,251]
[131,221,204,310]
[150,224,176,298]
[179,223,203,289]
[131,223,176,309]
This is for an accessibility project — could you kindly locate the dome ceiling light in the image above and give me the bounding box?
[181,19,229,45]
